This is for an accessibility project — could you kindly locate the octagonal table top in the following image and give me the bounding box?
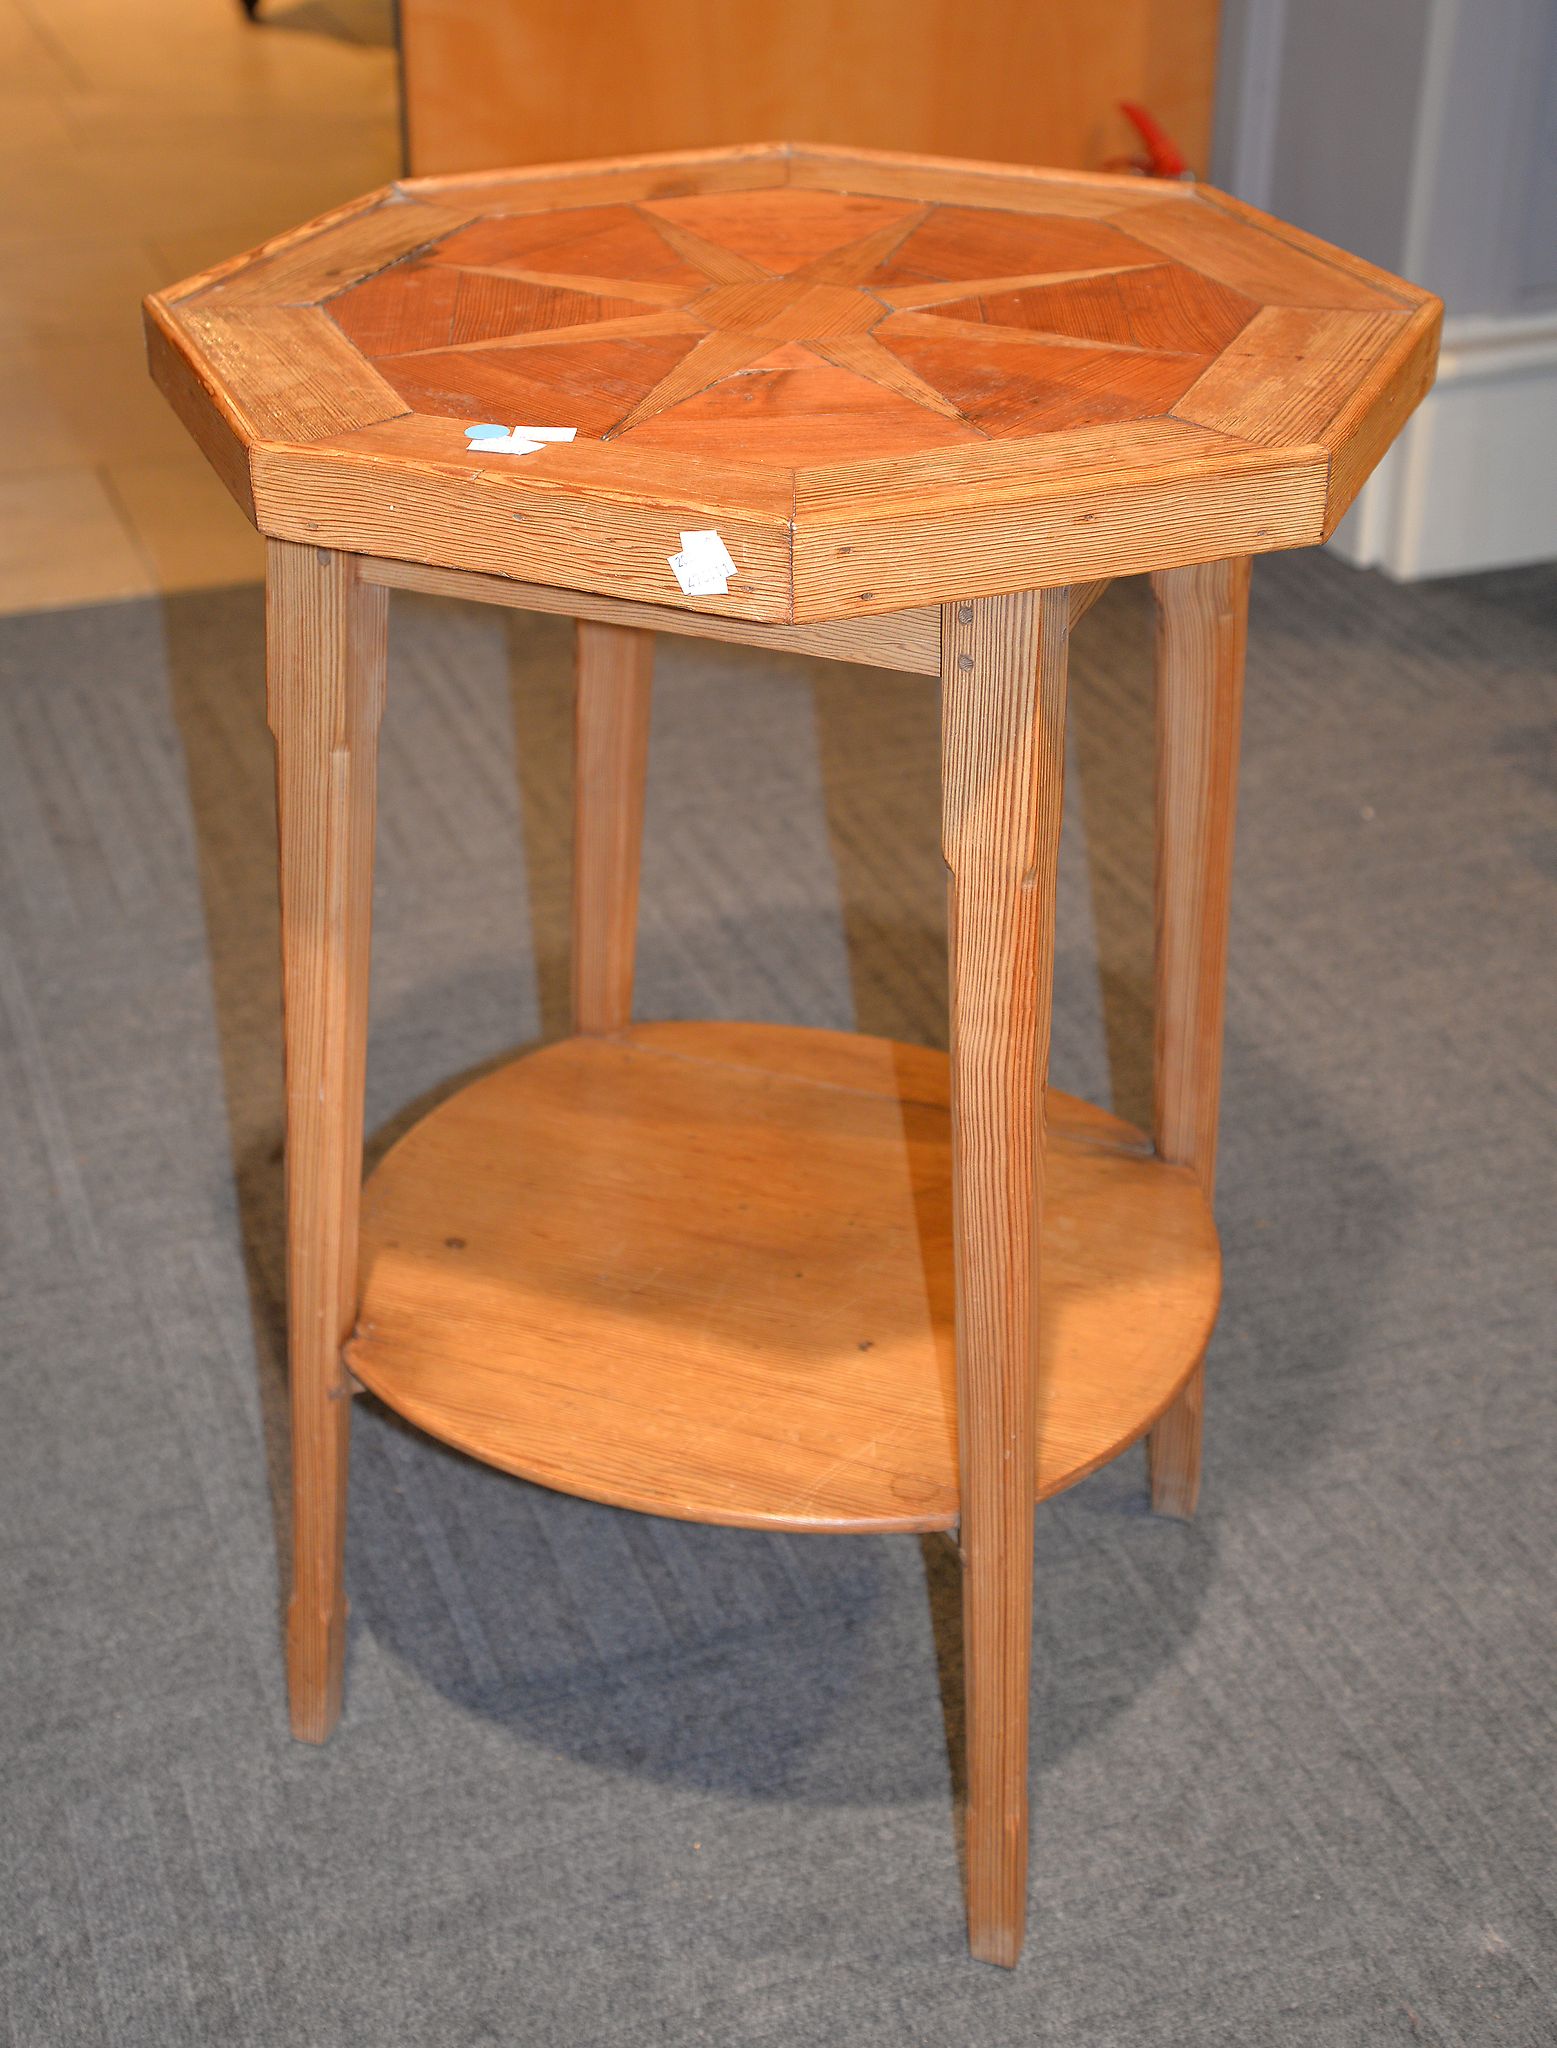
[146,142,1440,623]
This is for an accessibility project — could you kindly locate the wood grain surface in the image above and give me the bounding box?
[572,620,654,1031]
[940,588,1067,1964]
[266,540,387,1743]
[1145,556,1250,1521]
[146,144,1440,622]
[358,556,944,673]
[346,1023,1220,1531]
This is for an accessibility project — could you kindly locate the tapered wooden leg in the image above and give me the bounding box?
[266,540,387,1743]
[941,588,1071,1968]
[1145,557,1251,1520]
[573,619,654,1033]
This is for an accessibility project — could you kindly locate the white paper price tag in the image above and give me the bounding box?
[678,529,736,579]
[669,527,737,597]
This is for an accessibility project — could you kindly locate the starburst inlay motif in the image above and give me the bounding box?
[328,189,1263,466]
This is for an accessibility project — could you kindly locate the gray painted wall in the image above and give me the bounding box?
[1268,0,1431,277]
[1212,0,1557,317]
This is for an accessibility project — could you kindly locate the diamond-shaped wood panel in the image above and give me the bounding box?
[146,143,1440,621]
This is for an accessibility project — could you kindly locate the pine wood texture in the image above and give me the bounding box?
[1145,557,1250,1521]
[346,1022,1220,1532]
[266,540,388,1743]
[358,556,943,673]
[941,588,1068,1964]
[146,144,1440,624]
[573,620,654,1031]
[213,145,1430,1965]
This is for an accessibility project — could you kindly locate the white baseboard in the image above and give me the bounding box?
[1329,309,1557,579]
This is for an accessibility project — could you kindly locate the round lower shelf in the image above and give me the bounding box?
[347,1021,1220,1532]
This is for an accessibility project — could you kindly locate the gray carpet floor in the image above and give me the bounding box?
[1,550,1553,2047]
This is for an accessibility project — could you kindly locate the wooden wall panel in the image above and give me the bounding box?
[400,0,1223,183]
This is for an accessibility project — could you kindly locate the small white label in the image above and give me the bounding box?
[471,433,546,455]
[669,552,729,597]
[464,421,577,455]
[669,526,737,596]
[679,529,736,579]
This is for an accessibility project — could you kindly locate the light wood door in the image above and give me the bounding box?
[399,0,1223,179]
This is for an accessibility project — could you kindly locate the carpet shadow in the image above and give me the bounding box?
[160,584,293,1622]
[160,578,1400,1815]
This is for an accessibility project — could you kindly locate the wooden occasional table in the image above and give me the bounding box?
[146,143,1439,1967]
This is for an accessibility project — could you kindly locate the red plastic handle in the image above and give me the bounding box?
[1118,101,1189,180]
